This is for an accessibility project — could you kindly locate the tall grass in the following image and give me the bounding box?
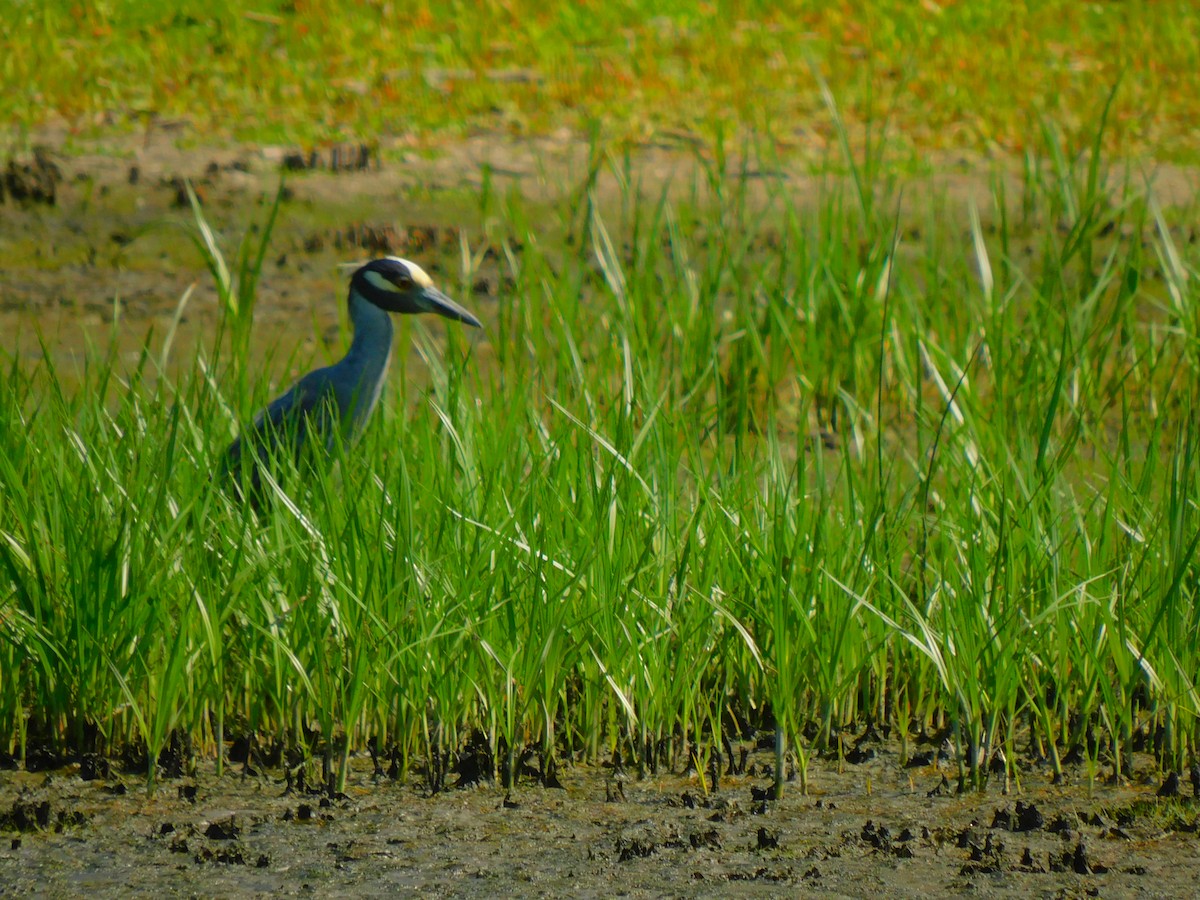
[1,124,1198,798]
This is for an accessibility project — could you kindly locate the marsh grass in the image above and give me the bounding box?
[2,114,1200,797]
[5,2,1199,164]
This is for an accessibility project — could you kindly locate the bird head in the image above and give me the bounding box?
[351,257,481,327]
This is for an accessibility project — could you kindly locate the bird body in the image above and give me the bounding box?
[221,256,480,508]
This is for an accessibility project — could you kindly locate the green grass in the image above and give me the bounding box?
[4,1,1200,162]
[2,106,1200,796]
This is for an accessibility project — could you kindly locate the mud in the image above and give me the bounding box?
[2,735,1199,898]
[3,126,1196,385]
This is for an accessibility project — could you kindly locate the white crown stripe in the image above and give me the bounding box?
[382,257,434,288]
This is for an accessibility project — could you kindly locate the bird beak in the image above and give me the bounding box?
[421,286,482,328]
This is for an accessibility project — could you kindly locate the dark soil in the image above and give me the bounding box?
[2,738,1198,898]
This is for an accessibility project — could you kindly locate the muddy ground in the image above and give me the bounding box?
[2,736,1199,898]
[3,123,1196,385]
[2,128,1200,897]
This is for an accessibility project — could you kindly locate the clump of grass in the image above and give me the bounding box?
[1,112,1199,798]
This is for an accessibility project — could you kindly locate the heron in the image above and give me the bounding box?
[221,256,481,509]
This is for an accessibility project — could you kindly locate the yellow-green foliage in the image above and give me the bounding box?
[4,1,1198,159]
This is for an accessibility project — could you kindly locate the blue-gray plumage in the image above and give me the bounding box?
[221,256,480,508]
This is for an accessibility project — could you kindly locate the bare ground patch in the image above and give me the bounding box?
[2,738,1198,898]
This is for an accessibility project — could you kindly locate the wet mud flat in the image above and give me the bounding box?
[2,738,1199,898]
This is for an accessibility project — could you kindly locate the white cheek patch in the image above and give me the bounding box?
[384,256,434,289]
[364,269,403,293]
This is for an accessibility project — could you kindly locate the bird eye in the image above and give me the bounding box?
[394,274,413,290]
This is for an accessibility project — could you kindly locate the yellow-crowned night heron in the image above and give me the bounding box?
[221,256,480,508]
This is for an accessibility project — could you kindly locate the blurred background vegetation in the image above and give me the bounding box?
[4,0,1199,162]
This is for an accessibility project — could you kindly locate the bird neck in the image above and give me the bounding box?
[339,287,395,425]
